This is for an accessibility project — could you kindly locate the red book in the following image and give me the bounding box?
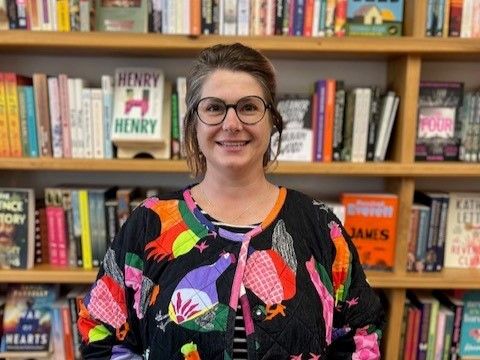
[449,0,463,36]
[45,206,60,266]
[334,0,347,37]
[303,0,314,36]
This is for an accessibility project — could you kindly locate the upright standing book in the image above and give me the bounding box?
[271,95,313,161]
[1,284,58,353]
[341,192,398,270]
[444,192,480,269]
[0,188,35,269]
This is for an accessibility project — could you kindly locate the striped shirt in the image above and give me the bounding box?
[197,205,256,360]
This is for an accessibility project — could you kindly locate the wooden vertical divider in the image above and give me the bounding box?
[403,0,428,37]
[382,288,408,360]
[387,55,422,163]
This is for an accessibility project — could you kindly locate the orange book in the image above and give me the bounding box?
[190,0,201,35]
[340,192,398,271]
[322,79,336,162]
[0,73,10,157]
[4,73,23,157]
[303,0,315,37]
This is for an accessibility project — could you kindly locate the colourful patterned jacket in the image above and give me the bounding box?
[78,187,385,359]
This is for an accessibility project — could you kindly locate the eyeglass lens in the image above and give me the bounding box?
[197,96,267,125]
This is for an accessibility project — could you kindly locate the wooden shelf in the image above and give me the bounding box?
[1,31,480,59]
[1,158,480,177]
[368,269,480,289]
[2,266,480,289]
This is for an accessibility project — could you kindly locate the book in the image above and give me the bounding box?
[0,188,35,269]
[346,0,404,36]
[444,192,480,269]
[1,284,57,353]
[341,192,398,270]
[416,81,464,161]
[459,291,480,358]
[95,0,148,32]
[111,67,171,158]
[271,95,313,161]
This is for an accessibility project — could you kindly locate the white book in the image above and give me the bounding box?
[218,0,225,34]
[460,0,473,37]
[111,67,165,145]
[67,78,77,157]
[175,0,183,34]
[101,75,114,159]
[166,0,176,34]
[49,0,57,30]
[223,0,237,35]
[47,77,63,158]
[325,201,346,224]
[183,0,190,34]
[444,192,480,269]
[374,91,396,161]
[72,78,85,158]
[79,0,91,31]
[176,76,187,156]
[161,0,169,34]
[81,88,93,158]
[91,88,105,159]
[377,95,400,162]
[351,88,372,163]
[312,0,321,37]
[237,0,250,35]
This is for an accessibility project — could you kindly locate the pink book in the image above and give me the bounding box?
[53,206,68,267]
[45,206,60,266]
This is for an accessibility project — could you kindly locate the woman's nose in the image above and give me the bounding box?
[222,107,243,131]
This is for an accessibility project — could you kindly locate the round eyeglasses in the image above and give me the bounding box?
[195,95,271,126]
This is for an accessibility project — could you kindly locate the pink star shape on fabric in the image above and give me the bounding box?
[309,354,320,360]
[290,355,302,360]
[346,297,359,308]
[194,241,209,253]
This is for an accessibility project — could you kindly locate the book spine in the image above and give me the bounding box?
[45,206,60,266]
[407,207,420,272]
[351,88,371,163]
[237,0,250,35]
[201,0,214,34]
[0,73,10,157]
[89,191,101,267]
[6,0,18,29]
[366,87,381,161]
[82,88,93,158]
[33,73,52,157]
[61,189,77,267]
[434,196,449,272]
[334,0,347,37]
[332,80,345,161]
[79,0,91,31]
[341,89,356,161]
[105,200,118,243]
[71,189,83,267]
[56,0,71,31]
[69,0,80,30]
[58,74,72,158]
[315,79,326,161]
[425,0,435,36]
[322,79,335,162]
[303,0,313,36]
[417,302,432,359]
[79,189,93,270]
[47,76,63,158]
[448,0,463,36]
[274,0,284,35]
[54,203,68,267]
[15,0,28,28]
[61,305,75,360]
[67,293,82,359]
[23,86,39,157]
[17,86,29,157]
[4,73,22,157]
[293,0,304,36]
[324,0,335,37]
[91,88,105,159]
[101,75,114,159]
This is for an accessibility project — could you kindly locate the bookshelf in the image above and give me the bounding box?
[1,0,480,358]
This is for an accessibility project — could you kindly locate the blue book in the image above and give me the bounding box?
[315,80,326,161]
[460,291,480,358]
[23,86,39,157]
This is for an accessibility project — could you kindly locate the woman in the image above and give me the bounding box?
[78,43,385,359]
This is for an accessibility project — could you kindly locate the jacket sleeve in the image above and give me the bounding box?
[322,208,386,359]
[78,203,153,359]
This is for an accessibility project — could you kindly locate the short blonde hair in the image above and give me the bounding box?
[184,43,283,178]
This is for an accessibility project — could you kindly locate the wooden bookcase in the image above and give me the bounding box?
[1,0,480,358]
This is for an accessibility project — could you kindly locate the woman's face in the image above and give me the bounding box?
[196,69,272,176]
